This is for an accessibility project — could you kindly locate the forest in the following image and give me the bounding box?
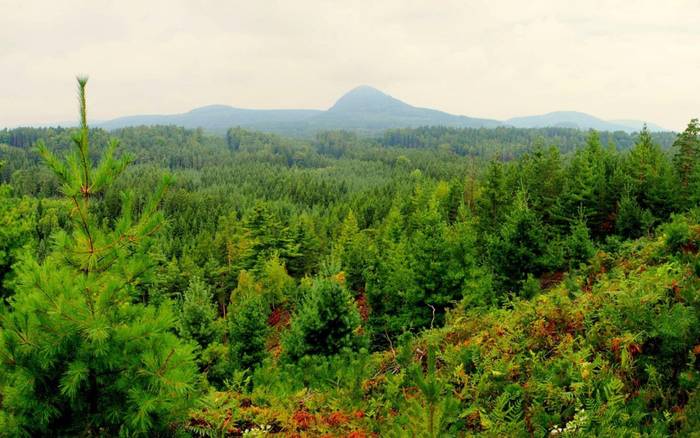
[1,79,699,437]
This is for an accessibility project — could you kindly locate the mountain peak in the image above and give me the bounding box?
[505,111,667,132]
[329,85,408,113]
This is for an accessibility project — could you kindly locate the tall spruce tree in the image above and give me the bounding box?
[0,78,198,435]
[626,126,678,221]
[673,119,700,207]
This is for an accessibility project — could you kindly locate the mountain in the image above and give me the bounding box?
[307,85,501,131]
[96,89,668,135]
[609,119,668,133]
[99,105,321,132]
[506,111,667,133]
[98,86,499,135]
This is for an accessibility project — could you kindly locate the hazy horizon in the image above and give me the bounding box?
[2,0,699,131]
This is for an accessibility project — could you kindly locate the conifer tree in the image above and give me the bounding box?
[179,276,219,348]
[673,119,700,207]
[228,294,270,371]
[488,191,555,293]
[515,146,563,223]
[564,219,595,268]
[283,277,365,360]
[244,203,300,271]
[0,78,198,435]
[0,184,34,296]
[335,210,368,291]
[553,133,601,228]
[625,126,678,221]
[476,159,510,232]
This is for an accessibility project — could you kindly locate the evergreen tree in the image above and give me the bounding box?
[365,221,416,343]
[0,78,198,435]
[615,191,648,238]
[554,132,601,227]
[0,185,34,296]
[283,277,365,360]
[515,146,563,223]
[179,276,219,348]
[476,159,510,232]
[672,119,700,207]
[626,126,678,220]
[258,255,295,308]
[228,294,270,371]
[487,191,555,293]
[244,203,300,271]
[407,202,480,327]
[335,210,369,292]
[563,219,596,268]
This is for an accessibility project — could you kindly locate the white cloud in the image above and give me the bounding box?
[1,0,698,130]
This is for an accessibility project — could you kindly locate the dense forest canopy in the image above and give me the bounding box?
[1,80,699,436]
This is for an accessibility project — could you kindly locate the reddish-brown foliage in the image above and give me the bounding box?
[628,343,642,356]
[326,411,349,427]
[681,241,698,254]
[292,410,315,430]
[268,307,291,328]
[465,410,481,430]
[355,293,370,321]
[239,398,252,408]
[540,271,565,290]
[611,337,622,353]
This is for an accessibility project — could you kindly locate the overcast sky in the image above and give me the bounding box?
[1,0,699,130]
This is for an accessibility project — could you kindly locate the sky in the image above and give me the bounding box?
[1,0,699,131]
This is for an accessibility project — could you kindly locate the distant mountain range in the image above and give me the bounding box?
[505,111,667,133]
[96,86,669,135]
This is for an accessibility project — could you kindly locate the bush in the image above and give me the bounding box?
[661,214,693,253]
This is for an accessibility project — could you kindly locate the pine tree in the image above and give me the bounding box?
[626,126,678,220]
[283,277,366,360]
[487,191,555,293]
[673,119,700,207]
[244,203,300,271]
[553,133,601,227]
[179,276,219,348]
[564,219,595,269]
[476,159,510,232]
[258,255,295,308]
[228,294,270,371]
[0,78,198,435]
[0,185,34,296]
[335,210,368,291]
[516,145,563,223]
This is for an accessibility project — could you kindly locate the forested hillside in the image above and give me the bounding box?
[1,80,699,436]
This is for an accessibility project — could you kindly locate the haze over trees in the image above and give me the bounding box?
[0,79,699,436]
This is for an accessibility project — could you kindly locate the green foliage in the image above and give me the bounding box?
[366,184,491,343]
[0,78,198,435]
[390,345,460,437]
[3,87,700,436]
[228,293,270,372]
[179,276,220,348]
[335,210,369,291]
[487,191,556,293]
[661,214,694,253]
[283,277,366,360]
[673,118,700,207]
[564,219,596,268]
[0,186,35,295]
